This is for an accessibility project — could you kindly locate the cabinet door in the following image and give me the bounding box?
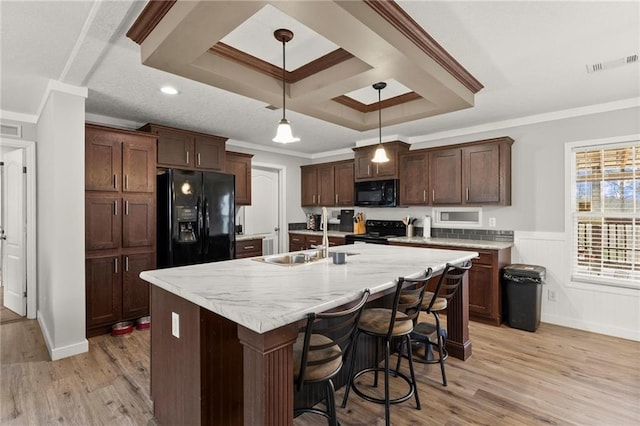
[194,135,225,170]
[85,126,121,192]
[289,234,306,251]
[354,150,374,181]
[86,256,122,327]
[301,166,318,206]
[374,148,397,178]
[429,148,462,204]
[122,136,156,193]
[156,128,193,167]
[122,253,154,320]
[225,152,252,205]
[317,164,335,207]
[463,143,501,204]
[399,152,429,205]
[468,263,494,318]
[334,162,354,206]
[122,196,155,248]
[86,195,121,251]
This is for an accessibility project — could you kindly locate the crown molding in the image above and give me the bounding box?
[0,110,38,124]
[226,139,312,159]
[409,97,640,145]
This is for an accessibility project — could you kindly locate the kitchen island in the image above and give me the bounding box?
[140,243,477,425]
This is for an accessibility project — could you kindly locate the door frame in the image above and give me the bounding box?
[251,162,286,254]
[1,138,36,319]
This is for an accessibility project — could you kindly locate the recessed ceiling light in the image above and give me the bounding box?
[160,86,179,95]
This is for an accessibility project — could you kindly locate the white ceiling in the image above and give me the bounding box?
[1,1,638,156]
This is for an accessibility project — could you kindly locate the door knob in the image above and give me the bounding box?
[274,227,280,232]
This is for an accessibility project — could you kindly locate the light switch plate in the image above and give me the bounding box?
[172,312,180,338]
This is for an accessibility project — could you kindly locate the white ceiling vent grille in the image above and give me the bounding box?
[264,104,279,111]
[0,123,22,138]
[586,54,638,73]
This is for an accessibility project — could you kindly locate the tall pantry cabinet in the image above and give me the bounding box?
[84,124,157,337]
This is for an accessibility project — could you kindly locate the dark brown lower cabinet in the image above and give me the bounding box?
[86,252,155,336]
[289,233,346,251]
[86,256,122,328]
[235,238,263,259]
[389,242,511,325]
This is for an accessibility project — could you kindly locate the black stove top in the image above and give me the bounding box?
[345,220,406,245]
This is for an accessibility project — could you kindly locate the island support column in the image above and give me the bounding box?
[238,323,299,426]
[446,272,472,360]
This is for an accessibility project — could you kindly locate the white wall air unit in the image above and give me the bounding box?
[586,54,638,73]
[0,124,22,138]
[432,207,482,228]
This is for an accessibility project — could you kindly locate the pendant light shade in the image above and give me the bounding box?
[272,29,300,144]
[371,81,389,163]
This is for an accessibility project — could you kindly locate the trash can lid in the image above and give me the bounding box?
[504,264,546,279]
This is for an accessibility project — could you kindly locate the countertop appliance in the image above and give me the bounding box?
[157,169,235,268]
[339,209,354,232]
[354,179,399,207]
[345,220,406,245]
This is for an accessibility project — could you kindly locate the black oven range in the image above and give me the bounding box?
[345,220,406,245]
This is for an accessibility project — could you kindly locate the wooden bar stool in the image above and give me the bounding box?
[397,261,472,386]
[293,289,370,425]
[341,269,432,426]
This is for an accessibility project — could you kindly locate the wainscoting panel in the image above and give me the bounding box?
[513,231,639,341]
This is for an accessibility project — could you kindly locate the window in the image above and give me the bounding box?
[568,136,639,289]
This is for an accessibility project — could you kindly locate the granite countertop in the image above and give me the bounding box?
[388,236,513,250]
[140,244,477,334]
[288,230,353,238]
[236,233,269,242]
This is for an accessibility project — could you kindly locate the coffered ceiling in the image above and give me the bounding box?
[126,0,482,131]
[1,1,638,156]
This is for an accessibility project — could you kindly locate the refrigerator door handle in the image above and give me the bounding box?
[196,196,203,254]
[203,197,210,254]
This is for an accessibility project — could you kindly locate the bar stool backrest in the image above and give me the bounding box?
[296,289,370,391]
[387,268,433,341]
[423,261,473,313]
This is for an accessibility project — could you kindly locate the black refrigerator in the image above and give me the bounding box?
[157,169,235,268]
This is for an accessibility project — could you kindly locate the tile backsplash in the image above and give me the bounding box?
[424,227,514,242]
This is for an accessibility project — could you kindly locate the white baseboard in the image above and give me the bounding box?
[542,313,640,342]
[37,310,89,360]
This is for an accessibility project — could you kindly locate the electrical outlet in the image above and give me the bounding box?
[548,290,557,302]
[172,312,180,338]
[488,217,496,227]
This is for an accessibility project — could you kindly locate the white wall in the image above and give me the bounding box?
[37,86,88,360]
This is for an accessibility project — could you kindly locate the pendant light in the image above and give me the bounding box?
[272,29,300,144]
[371,82,389,163]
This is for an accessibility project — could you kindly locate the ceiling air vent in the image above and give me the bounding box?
[1,123,22,138]
[586,54,638,73]
[264,104,279,111]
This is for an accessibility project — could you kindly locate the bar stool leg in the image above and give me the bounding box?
[384,339,391,426]
[406,334,421,409]
[341,331,360,408]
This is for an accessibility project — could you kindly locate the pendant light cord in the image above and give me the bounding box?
[378,87,382,145]
[282,40,286,120]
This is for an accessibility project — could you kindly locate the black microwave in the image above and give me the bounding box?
[354,179,399,207]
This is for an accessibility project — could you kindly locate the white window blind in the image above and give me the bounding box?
[571,141,639,288]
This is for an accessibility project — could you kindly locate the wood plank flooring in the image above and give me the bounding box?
[1,317,638,425]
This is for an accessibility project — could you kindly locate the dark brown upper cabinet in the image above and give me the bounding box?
[86,124,155,194]
[301,160,354,207]
[399,151,429,205]
[225,151,253,205]
[352,141,409,181]
[429,148,463,205]
[140,123,227,171]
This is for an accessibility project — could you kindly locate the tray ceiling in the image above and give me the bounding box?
[127,0,483,132]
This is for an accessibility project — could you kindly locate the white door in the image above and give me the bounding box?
[2,149,26,315]
[244,167,280,254]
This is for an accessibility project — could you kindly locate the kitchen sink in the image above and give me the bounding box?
[254,250,327,267]
[253,250,358,267]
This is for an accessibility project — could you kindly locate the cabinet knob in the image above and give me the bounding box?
[114,200,118,216]
[114,257,118,274]
[124,175,129,190]
[466,187,470,201]
[244,245,254,250]
[125,256,129,272]
[335,194,338,204]
[186,151,189,165]
[423,189,426,202]
[114,174,118,189]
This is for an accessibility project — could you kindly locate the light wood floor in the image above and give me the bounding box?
[1,317,638,425]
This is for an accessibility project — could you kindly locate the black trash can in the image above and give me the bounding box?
[503,264,546,332]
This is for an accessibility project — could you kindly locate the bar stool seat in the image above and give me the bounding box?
[358,309,413,336]
[293,334,342,381]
